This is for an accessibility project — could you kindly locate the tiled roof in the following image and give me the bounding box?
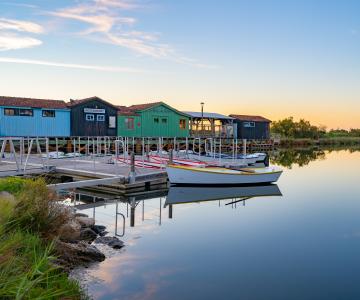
[230,114,271,122]
[117,102,162,116]
[67,96,118,109]
[0,96,68,109]
[127,102,162,111]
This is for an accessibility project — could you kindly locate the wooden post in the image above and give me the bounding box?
[242,139,247,156]
[129,151,136,184]
[169,149,173,165]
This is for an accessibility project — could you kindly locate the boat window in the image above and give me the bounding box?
[86,114,95,121]
[42,110,55,117]
[125,117,134,129]
[97,114,105,121]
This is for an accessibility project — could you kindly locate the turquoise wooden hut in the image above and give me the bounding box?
[118,102,190,137]
[0,96,70,137]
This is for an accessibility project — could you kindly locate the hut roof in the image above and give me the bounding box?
[0,96,68,109]
[118,101,190,117]
[183,111,234,120]
[67,96,118,110]
[230,114,271,122]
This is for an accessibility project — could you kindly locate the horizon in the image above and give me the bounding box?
[1,0,359,129]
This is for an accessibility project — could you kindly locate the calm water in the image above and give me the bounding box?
[75,149,360,300]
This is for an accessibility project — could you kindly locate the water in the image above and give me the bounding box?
[73,149,360,300]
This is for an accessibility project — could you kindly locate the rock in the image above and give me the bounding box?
[74,213,89,218]
[58,220,81,242]
[55,241,105,271]
[76,216,95,228]
[91,225,107,234]
[94,236,124,249]
[80,228,98,241]
[99,231,109,237]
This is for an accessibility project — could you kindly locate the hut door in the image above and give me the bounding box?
[160,116,169,136]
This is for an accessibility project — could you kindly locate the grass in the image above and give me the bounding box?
[0,178,85,300]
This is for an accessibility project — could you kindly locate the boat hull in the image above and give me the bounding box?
[166,165,282,185]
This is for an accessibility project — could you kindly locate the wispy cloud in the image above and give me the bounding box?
[0,18,44,34]
[49,0,214,68]
[0,35,42,51]
[0,17,44,51]
[0,56,145,72]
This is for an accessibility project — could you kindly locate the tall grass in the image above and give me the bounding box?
[0,178,86,300]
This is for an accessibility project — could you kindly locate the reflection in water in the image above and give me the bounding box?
[64,184,282,240]
[270,148,326,168]
[65,150,360,300]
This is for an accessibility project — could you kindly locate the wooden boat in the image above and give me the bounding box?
[165,184,282,206]
[166,165,283,185]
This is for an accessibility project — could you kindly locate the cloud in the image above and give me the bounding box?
[0,18,44,51]
[0,18,44,34]
[49,0,213,68]
[0,56,145,72]
[0,35,42,51]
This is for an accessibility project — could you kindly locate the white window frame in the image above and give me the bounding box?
[97,114,105,122]
[86,114,95,121]
[243,121,255,128]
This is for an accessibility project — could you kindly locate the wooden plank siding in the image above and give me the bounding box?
[118,103,190,137]
[69,97,118,136]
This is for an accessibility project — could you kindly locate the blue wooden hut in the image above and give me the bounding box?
[0,96,70,137]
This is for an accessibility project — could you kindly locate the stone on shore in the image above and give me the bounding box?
[80,228,98,241]
[58,220,81,242]
[94,236,125,249]
[76,216,95,228]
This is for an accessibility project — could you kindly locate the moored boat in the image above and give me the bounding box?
[166,165,283,185]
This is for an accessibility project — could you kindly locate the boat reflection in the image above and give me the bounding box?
[165,184,282,206]
[60,184,282,239]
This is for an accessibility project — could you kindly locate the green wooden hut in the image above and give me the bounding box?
[117,102,190,137]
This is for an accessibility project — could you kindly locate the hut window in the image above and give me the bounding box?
[19,109,33,116]
[125,117,134,129]
[42,110,55,117]
[154,117,159,123]
[243,121,255,128]
[86,114,95,121]
[4,108,17,116]
[162,118,167,124]
[179,119,186,129]
[97,115,105,122]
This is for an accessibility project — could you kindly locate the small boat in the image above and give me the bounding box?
[166,165,283,185]
[41,151,66,159]
[165,184,282,206]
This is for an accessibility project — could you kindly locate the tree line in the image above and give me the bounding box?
[271,117,360,139]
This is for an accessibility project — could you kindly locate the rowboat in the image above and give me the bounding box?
[165,184,282,206]
[166,165,283,185]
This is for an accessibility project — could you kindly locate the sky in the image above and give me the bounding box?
[0,0,359,129]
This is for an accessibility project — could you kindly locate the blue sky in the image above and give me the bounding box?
[0,0,359,128]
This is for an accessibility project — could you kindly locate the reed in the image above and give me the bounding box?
[0,178,85,300]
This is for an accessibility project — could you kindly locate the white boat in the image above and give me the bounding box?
[252,152,267,162]
[41,151,65,159]
[166,165,283,185]
[165,184,282,206]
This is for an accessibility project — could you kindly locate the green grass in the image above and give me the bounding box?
[0,178,85,300]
